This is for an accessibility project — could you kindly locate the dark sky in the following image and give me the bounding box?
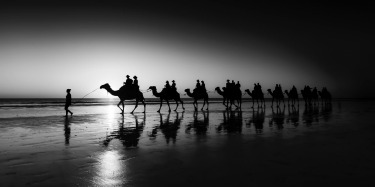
[1,1,374,98]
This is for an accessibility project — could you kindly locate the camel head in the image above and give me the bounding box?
[148,86,156,91]
[267,89,272,92]
[245,89,250,92]
[215,87,220,91]
[184,89,190,93]
[285,90,289,94]
[100,83,110,90]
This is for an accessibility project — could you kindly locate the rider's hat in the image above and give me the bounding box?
[126,75,130,78]
[172,80,175,82]
[67,89,71,92]
[133,76,137,79]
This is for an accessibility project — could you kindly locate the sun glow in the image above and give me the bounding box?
[93,150,126,186]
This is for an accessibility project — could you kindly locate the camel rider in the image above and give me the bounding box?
[133,76,139,90]
[236,81,241,89]
[125,75,133,88]
[194,79,201,93]
[201,80,206,92]
[171,80,177,91]
[165,81,171,92]
[196,80,201,89]
[226,79,231,90]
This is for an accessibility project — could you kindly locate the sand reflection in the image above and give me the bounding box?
[93,150,126,186]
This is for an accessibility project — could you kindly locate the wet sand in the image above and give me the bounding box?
[1,100,375,186]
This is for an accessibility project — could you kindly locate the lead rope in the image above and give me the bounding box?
[73,88,100,105]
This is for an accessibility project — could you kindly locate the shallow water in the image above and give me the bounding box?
[1,100,374,186]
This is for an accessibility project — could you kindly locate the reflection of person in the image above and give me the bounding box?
[64,118,71,145]
[65,89,73,117]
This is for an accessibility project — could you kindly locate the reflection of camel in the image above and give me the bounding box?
[286,105,299,127]
[269,106,285,130]
[185,111,209,136]
[284,90,299,107]
[215,87,241,110]
[149,86,185,112]
[245,89,265,108]
[217,110,243,133]
[100,83,145,114]
[302,105,319,126]
[103,114,145,147]
[184,89,209,111]
[248,106,265,134]
[267,89,284,107]
[151,112,184,144]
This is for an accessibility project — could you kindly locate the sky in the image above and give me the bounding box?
[0,1,374,98]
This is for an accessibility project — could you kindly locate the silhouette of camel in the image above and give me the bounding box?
[215,87,241,110]
[301,89,312,106]
[100,83,146,114]
[318,90,332,105]
[148,86,185,112]
[267,89,285,107]
[245,89,265,108]
[184,88,209,111]
[284,90,299,107]
[311,88,319,106]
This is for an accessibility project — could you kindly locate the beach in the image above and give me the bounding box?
[1,99,375,186]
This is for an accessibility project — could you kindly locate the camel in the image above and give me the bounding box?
[100,83,145,114]
[318,91,332,105]
[215,87,241,110]
[267,89,285,107]
[301,89,312,106]
[148,86,185,112]
[184,88,209,111]
[311,88,319,106]
[284,90,299,106]
[245,89,265,108]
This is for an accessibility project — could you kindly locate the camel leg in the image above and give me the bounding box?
[180,99,185,110]
[157,99,163,113]
[166,100,171,112]
[174,99,179,111]
[117,101,124,114]
[205,98,209,110]
[271,98,274,107]
[142,99,146,113]
[131,99,138,114]
[122,101,125,114]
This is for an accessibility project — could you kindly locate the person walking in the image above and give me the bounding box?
[65,89,73,117]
